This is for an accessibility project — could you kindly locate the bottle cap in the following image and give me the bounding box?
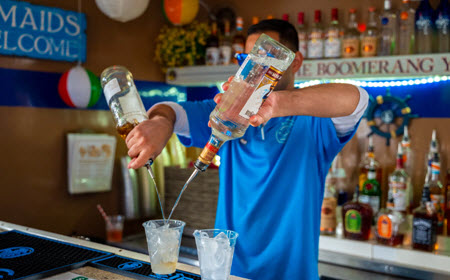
[349,8,356,13]
[331,8,338,20]
[314,10,321,22]
[368,7,376,12]
[282,13,289,21]
[298,12,304,24]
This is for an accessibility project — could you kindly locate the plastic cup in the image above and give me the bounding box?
[105,215,124,243]
[193,229,238,280]
[143,219,185,275]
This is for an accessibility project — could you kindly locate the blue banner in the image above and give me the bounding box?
[0,0,86,62]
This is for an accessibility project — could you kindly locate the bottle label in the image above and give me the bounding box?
[416,17,432,33]
[321,197,337,229]
[198,135,222,165]
[345,209,362,233]
[104,78,121,104]
[342,38,359,58]
[206,47,220,65]
[413,217,435,245]
[361,36,377,57]
[431,161,440,175]
[239,66,283,119]
[377,215,393,239]
[220,45,232,65]
[430,194,445,225]
[307,31,324,58]
[387,181,407,211]
[299,41,307,57]
[435,15,449,31]
[359,195,380,213]
[324,31,341,58]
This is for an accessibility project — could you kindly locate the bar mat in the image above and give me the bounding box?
[91,255,201,280]
[0,230,111,279]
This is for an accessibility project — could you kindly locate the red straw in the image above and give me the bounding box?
[97,204,113,227]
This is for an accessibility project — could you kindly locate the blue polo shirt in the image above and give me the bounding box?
[178,99,357,280]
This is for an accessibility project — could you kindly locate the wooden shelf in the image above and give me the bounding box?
[165,53,450,86]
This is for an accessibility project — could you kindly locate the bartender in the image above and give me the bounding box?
[126,19,368,280]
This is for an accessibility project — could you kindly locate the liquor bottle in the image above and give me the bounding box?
[333,153,347,237]
[446,169,450,236]
[321,170,337,235]
[398,0,416,55]
[435,0,450,52]
[415,0,434,54]
[429,152,445,234]
[361,7,378,57]
[342,9,360,58]
[232,17,246,65]
[359,136,382,191]
[359,162,382,215]
[297,12,308,58]
[342,185,373,241]
[220,20,232,65]
[194,34,295,172]
[378,0,398,56]
[282,13,289,22]
[401,125,414,176]
[376,198,406,246]
[412,183,438,251]
[426,130,439,176]
[307,10,324,59]
[324,8,341,59]
[387,144,412,214]
[206,22,220,65]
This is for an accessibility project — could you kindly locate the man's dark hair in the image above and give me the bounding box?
[247,19,299,52]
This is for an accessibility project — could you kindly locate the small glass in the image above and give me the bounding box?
[105,215,124,243]
[143,219,185,275]
[193,229,238,280]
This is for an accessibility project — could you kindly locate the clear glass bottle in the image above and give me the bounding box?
[435,0,450,53]
[297,12,308,58]
[378,0,398,56]
[398,0,416,55]
[361,7,378,57]
[387,143,412,214]
[321,170,337,235]
[307,10,324,59]
[195,34,295,172]
[401,125,414,176]
[415,0,434,54]
[360,163,382,216]
[232,17,246,65]
[429,153,445,234]
[412,183,438,252]
[324,8,342,59]
[206,21,220,65]
[100,66,148,140]
[220,20,232,65]
[359,136,382,191]
[376,203,406,247]
[342,9,360,58]
[342,185,373,241]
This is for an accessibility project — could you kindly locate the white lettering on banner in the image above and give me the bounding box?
[0,0,86,62]
[296,54,450,80]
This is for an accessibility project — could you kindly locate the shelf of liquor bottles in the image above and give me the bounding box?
[319,234,450,277]
[165,53,450,87]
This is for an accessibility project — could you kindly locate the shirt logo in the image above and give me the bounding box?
[276,119,294,143]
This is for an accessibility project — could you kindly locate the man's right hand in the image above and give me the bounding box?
[125,104,176,169]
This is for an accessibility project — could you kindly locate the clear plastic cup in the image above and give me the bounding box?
[105,215,124,243]
[143,219,185,275]
[193,229,239,280]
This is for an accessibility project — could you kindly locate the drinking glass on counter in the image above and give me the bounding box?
[143,219,186,274]
[105,215,124,243]
[194,229,239,280]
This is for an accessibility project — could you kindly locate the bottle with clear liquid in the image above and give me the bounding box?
[361,7,379,57]
[194,33,295,172]
[297,12,308,58]
[220,20,233,65]
[378,0,398,56]
[435,0,450,53]
[324,8,342,59]
[342,9,360,58]
[398,0,416,55]
[415,0,434,54]
[307,10,324,59]
[387,144,412,214]
[359,136,382,190]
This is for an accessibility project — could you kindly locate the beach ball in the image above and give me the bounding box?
[58,65,101,108]
[163,0,199,26]
[95,0,150,23]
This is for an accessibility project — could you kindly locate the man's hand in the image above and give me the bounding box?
[125,105,176,169]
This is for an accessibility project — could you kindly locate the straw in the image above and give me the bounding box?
[96,204,113,228]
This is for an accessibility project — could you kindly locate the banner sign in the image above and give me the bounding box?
[0,0,86,62]
[296,53,450,80]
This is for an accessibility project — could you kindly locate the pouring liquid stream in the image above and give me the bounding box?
[144,161,167,223]
[167,168,200,221]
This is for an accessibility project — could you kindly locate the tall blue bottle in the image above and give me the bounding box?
[435,0,450,52]
[415,0,434,53]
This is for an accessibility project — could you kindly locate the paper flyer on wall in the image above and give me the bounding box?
[67,133,116,194]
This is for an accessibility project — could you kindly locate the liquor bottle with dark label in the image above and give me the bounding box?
[412,183,438,251]
[387,144,412,214]
[297,12,308,58]
[307,10,324,59]
[378,0,398,56]
[342,9,360,58]
[232,17,246,65]
[361,7,378,57]
[342,185,373,241]
[324,8,341,58]
[398,0,416,55]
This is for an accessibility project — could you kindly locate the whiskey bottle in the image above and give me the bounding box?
[342,185,373,241]
[376,201,406,247]
[321,169,337,235]
[342,9,360,58]
[412,183,438,251]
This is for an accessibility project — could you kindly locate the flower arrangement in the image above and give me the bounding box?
[155,21,210,72]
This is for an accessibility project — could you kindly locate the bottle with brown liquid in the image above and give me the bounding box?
[412,183,438,251]
[342,185,373,241]
[100,65,148,140]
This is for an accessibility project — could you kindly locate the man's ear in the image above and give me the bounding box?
[291,51,303,73]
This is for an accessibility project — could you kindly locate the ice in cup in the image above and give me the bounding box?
[143,219,185,274]
[105,215,124,242]
[193,229,238,280]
